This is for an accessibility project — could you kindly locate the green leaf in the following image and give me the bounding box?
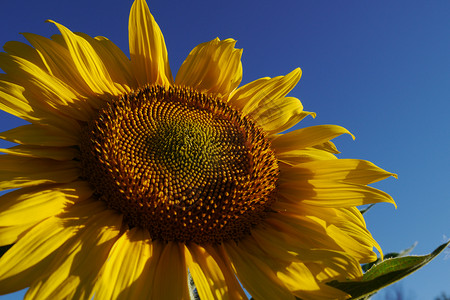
[361,242,417,272]
[327,241,450,300]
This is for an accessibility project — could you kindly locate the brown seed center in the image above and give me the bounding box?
[79,85,278,244]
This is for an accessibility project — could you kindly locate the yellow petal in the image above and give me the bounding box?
[125,240,164,300]
[77,33,136,93]
[0,53,96,121]
[0,181,93,227]
[151,242,189,300]
[26,207,122,300]
[252,218,363,281]
[251,231,349,299]
[94,36,137,90]
[277,262,318,293]
[0,223,35,246]
[273,195,380,262]
[0,215,83,294]
[94,228,152,300]
[48,20,121,96]
[0,124,79,147]
[0,181,92,246]
[226,77,270,106]
[228,68,301,115]
[0,80,81,135]
[23,32,103,107]
[279,179,396,208]
[277,147,338,165]
[175,38,243,97]
[271,124,354,153]
[3,40,45,69]
[129,0,173,86]
[0,145,78,161]
[0,155,80,191]
[332,207,382,261]
[224,240,296,300]
[327,223,378,263]
[280,159,397,184]
[249,96,314,135]
[253,219,329,263]
[256,214,334,253]
[312,141,341,154]
[186,243,236,300]
[202,244,248,300]
[274,209,378,264]
[276,261,348,300]
[0,79,37,122]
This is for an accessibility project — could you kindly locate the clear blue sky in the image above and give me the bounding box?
[1,1,449,299]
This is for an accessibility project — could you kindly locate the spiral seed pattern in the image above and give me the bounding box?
[80,85,278,244]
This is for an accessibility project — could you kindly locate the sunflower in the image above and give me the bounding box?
[0,0,396,299]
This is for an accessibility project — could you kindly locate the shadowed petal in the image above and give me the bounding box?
[186,243,247,300]
[228,68,301,113]
[151,242,189,299]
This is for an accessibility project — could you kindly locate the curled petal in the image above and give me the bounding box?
[176,38,243,97]
[228,68,301,114]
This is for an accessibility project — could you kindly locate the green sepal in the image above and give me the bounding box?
[359,204,375,215]
[327,241,450,300]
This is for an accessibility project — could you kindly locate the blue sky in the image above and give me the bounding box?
[0,0,449,299]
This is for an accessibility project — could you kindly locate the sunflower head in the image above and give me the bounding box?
[79,84,279,244]
[0,0,396,299]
